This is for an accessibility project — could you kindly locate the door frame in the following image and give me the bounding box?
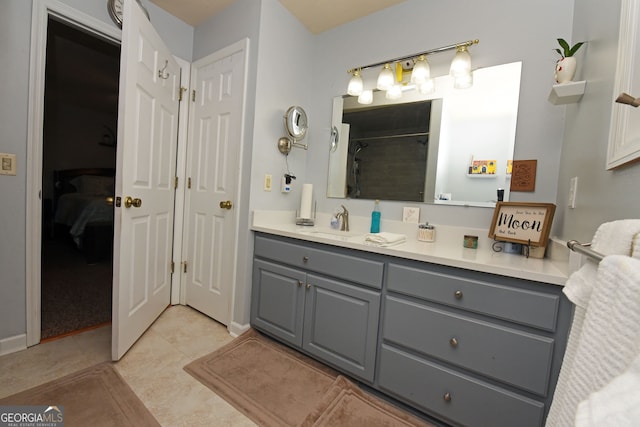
[26,0,122,347]
[25,0,189,346]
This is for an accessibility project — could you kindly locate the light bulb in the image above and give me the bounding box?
[418,78,435,94]
[450,46,471,77]
[453,72,473,89]
[358,89,373,105]
[377,63,394,91]
[385,84,402,100]
[411,55,430,84]
[347,70,363,96]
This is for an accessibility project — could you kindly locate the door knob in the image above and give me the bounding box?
[219,200,232,209]
[124,196,142,208]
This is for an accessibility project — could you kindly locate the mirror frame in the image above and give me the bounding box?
[284,106,308,141]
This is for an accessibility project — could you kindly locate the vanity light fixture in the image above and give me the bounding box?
[347,39,479,103]
[358,89,373,105]
[347,69,363,96]
[376,63,395,91]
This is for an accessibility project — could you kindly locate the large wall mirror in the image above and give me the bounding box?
[327,61,522,207]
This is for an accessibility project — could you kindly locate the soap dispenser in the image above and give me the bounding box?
[370,199,381,233]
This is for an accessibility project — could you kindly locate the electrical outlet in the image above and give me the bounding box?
[568,176,578,209]
[264,174,272,191]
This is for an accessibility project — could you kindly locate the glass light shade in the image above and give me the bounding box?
[411,56,431,84]
[357,89,373,105]
[377,64,394,91]
[385,84,402,100]
[453,72,473,89]
[450,46,471,77]
[418,78,435,94]
[347,71,363,96]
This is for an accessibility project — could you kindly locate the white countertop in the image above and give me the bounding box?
[251,210,570,286]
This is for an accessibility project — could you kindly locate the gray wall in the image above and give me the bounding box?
[555,0,640,243]
[0,0,32,341]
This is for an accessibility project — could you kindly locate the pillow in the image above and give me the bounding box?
[69,175,114,195]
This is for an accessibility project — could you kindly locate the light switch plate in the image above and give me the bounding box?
[403,207,420,223]
[0,153,16,176]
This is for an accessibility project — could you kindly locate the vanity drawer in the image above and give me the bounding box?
[378,344,545,427]
[382,296,554,396]
[386,263,559,331]
[254,235,384,289]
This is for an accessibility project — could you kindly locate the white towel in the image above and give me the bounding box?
[575,352,640,427]
[364,232,406,247]
[563,220,640,309]
[546,255,640,427]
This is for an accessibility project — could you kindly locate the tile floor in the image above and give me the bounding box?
[0,305,256,426]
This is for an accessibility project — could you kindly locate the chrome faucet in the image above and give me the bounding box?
[336,205,349,231]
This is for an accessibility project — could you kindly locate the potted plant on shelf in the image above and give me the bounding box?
[554,38,585,83]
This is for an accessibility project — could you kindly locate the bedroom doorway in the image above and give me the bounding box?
[40,18,120,340]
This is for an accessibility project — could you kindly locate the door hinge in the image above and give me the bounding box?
[170,261,175,274]
[179,86,187,101]
[191,89,196,102]
[182,261,188,273]
[174,176,179,189]
[187,177,191,189]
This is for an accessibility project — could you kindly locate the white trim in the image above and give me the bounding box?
[227,38,250,330]
[607,0,640,169]
[227,322,251,338]
[26,0,121,347]
[171,55,191,306]
[0,334,27,356]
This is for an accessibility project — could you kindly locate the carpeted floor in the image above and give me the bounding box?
[185,328,434,427]
[41,238,112,340]
[0,362,159,426]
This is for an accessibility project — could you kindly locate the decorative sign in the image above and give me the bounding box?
[488,202,556,247]
[510,160,537,192]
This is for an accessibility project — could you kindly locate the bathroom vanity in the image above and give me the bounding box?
[250,213,572,427]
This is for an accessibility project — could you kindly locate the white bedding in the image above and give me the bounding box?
[54,193,113,246]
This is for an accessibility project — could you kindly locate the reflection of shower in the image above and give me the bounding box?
[352,141,368,197]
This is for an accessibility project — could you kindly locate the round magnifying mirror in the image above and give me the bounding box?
[284,106,308,141]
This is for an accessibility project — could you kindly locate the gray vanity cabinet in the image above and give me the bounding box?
[251,233,571,427]
[377,261,572,427]
[251,234,384,382]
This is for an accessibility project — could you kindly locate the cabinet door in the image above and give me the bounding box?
[251,259,305,346]
[303,274,381,382]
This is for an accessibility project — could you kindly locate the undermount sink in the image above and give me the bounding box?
[297,228,362,241]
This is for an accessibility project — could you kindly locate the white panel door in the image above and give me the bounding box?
[183,41,248,325]
[112,0,180,360]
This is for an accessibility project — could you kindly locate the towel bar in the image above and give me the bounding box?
[567,240,605,262]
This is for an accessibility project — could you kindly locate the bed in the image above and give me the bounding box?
[53,168,115,261]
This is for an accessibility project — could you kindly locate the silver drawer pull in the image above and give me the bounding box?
[449,337,458,348]
[297,280,303,287]
[454,290,463,299]
[306,283,311,289]
[443,392,452,402]
[303,256,309,262]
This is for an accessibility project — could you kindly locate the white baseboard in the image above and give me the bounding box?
[227,321,250,338]
[0,334,27,356]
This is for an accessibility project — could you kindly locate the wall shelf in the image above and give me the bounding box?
[466,174,497,178]
[548,80,586,105]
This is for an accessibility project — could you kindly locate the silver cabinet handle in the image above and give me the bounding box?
[443,392,452,402]
[450,337,458,348]
[454,290,463,299]
[297,280,303,287]
[303,256,309,263]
